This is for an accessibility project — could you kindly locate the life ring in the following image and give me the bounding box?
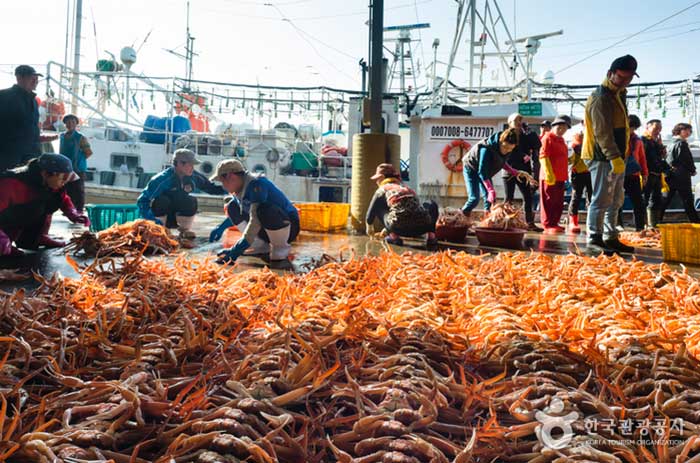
[441,139,471,173]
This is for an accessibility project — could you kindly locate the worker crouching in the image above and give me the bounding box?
[0,153,90,256]
[137,149,226,239]
[365,163,438,247]
[461,128,533,215]
[209,159,300,263]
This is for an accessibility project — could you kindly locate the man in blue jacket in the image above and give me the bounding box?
[137,149,226,238]
[209,159,300,263]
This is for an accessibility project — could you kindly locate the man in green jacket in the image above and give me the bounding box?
[581,55,638,254]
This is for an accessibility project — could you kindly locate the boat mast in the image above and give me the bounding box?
[467,0,476,104]
[61,0,72,101]
[441,0,469,106]
[70,0,83,114]
[185,0,195,90]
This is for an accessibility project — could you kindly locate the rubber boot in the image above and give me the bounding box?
[567,214,581,234]
[38,216,66,248]
[588,233,606,251]
[646,209,657,228]
[385,232,404,246]
[426,232,438,249]
[176,215,196,239]
[234,221,270,255]
[267,225,291,261]
[604,238,634,254]
[245,237,271,256]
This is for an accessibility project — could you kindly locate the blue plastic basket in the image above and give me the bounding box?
[85,204,141,232]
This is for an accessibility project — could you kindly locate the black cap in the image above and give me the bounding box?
[540,120,552,127]
[37,153,73,174]
[609,55,639,77]
[14,65,43,77]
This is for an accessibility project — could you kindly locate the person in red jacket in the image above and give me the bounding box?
[539,116,572,234]
[0,153,89,256]
[618,115,649,231]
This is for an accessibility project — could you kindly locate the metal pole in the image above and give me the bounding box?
[431,39,439,106]
[492,0,528,93]
[360,59,368,94]
[62,0,72,101]
[399,40,405,94]
[70,0,83,114]
[442,0,470,106]
[526,53,532,101]
[410,41,418,94]
[185,0,194,88]
[369,0,384,133]
[125,71,130,124]
[167,78,175,154]
[468,0,476,105]
[690,78,700,142]
[321,90,325,136]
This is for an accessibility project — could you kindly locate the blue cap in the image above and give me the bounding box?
[37,153,73,174]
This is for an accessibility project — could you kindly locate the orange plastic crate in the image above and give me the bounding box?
[295,202,350,232]
[658,223,700,264]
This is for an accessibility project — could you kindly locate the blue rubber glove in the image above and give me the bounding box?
[216,238,250,264]
[209,217,233,243]
[143,210,161,226]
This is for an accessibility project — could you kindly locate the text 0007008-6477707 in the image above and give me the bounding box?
[429,125,496,140]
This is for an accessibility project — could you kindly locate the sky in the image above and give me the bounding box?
[1,0,699,118]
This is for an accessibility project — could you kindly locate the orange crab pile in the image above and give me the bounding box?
[2,251,700,462]
[619,229,662,249]
[65,219,181,257]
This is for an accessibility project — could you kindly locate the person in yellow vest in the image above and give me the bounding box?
[581,55,638,254]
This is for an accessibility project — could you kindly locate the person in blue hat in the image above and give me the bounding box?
[209,159,300,263]
[0,153,90,256]
[137,148,226,238]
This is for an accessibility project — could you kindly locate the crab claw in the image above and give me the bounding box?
[327,435,353,463]
[453,428,477,463]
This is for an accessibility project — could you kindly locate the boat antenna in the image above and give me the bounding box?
[91,5,99,63]
[185,0,195,89]
[135,29,153,54]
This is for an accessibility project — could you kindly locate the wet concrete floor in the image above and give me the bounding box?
[0,211,690,293]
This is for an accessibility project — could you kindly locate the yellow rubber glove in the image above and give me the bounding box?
[611,157,625,175]
[542,157,556,186]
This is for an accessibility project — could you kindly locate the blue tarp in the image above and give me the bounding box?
[140,115,192,144]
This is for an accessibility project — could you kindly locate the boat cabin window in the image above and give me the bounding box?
[110,153,140,171]
[319,186,344,203]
